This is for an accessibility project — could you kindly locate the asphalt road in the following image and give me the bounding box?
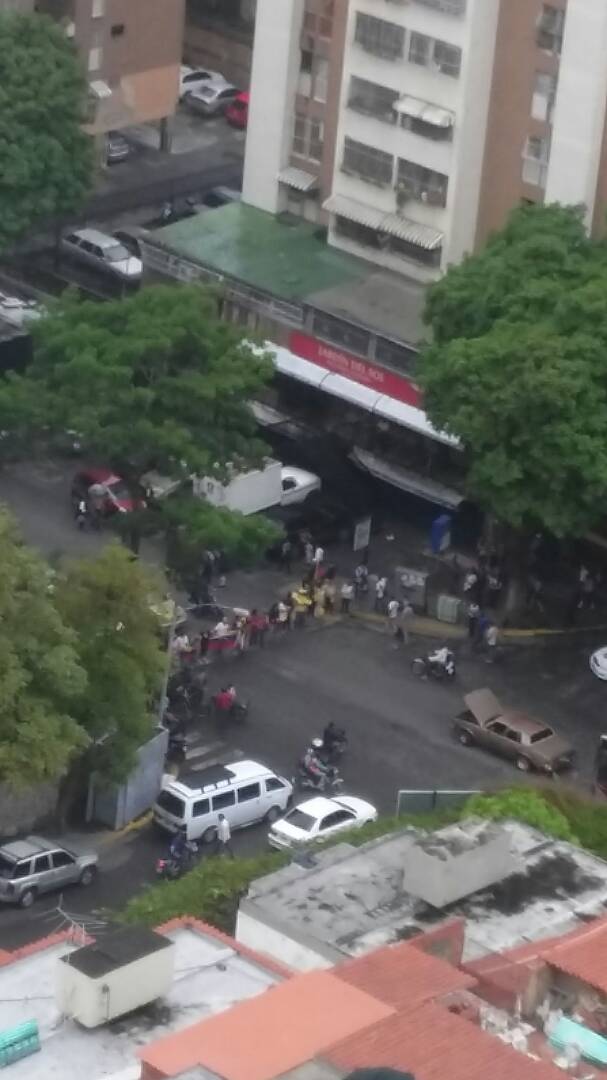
[1,458,607,946]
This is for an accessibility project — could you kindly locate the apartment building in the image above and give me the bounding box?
[244,0,607,284]
[35,0,184,139]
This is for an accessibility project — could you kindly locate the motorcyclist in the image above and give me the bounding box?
[322,722,345,759]
[427,645,454,676]
[301,738,330,787]
[214,685,237,713]
[169,825,188,860]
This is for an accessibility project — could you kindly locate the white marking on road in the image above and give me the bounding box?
[185,739,224,761]
[188,749,245,771]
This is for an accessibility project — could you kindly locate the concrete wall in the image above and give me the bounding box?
[87,728,168,830]
[0,780,59,838]
[236,908,334,972]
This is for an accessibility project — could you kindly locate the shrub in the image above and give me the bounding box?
[122,850,288,933]
[542,788,607,859]
[465,787,577,842]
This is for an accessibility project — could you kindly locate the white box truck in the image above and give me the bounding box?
[193,460,320,516]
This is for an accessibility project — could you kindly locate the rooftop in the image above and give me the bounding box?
[240,819,607,964]
[0,918,285,1080]
[146,204,427,347]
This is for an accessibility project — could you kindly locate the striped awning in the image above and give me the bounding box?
[277,166,319,192]
[394,96,454,128]
[323,194,443,252]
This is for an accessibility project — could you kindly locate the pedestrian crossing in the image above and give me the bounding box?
[182,733,245,772]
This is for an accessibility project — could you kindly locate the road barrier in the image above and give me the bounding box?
[395,788,480,817]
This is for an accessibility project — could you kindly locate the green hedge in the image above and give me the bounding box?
[465,788,577,842]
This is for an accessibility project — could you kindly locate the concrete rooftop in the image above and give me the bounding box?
[241,819,607,965]
[0,922,281,1080]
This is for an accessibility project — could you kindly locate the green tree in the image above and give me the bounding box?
[0,509,87,784]
[420,206,607,599]
[53,543,166,791]
[0,12,94,250]
[164,497,282,584]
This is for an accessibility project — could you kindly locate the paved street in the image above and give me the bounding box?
[1,457,607,947]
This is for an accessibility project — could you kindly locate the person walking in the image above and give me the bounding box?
[374,575,387,614]
[484,621,498,663]
[281,538,293,573]
[354,563,369,598]
[400,599,414,645]
[313,544,325,581]
[304,540,314,568]
[215,814,234,857]
[340,580,354,614]
[467,601,480,643]
[387,597,400,637]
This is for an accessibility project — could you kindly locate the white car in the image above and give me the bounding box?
[185,79,240,117]
[280,467,321,507]
[60,228,142,282]
[268,795,377,850]
[179,65,225,100]
[0,291,44,328]
[590,646,607,679]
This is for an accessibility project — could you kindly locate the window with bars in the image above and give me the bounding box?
[397,158,449,207]
[522,134,550,188]
[354,13,405,60]
[531,71,557,122]
[536,5,565,54]
[342,137,394,186]
[293,114,325,162]
[347,76,399,124]
[409,31,461,77]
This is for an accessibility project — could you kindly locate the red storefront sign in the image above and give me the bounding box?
[288,331,422,408]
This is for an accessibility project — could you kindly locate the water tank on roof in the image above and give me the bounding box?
[56,927,175,1028]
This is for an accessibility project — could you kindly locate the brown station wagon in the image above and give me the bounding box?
[454,688,575,774]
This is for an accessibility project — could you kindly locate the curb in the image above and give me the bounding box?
[348,608,607,644]
[98,809,153,845]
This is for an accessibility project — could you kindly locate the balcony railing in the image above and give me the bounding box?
[413,0,467,14]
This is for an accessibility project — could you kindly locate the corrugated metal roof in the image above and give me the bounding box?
[323,195,443,251]
[394,96,454,127]
[278,166,319,192]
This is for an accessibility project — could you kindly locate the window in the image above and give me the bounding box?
[298,48,313,96]
[312,310,371,355]
[487,721,508,736]
[285,808,316,831]
[531,71,556,122]
[265,777,286,792]
[110,23,124,37]
[354,13,405,60]
[52,851,75,869]
[12,861,31,880]
[522,134,550,188]
[397,158,449,207]
[400,112,453,142]
[342,137,393,186]
[536,5,565,55]
[88,46,102,72]
[347,76,398,124]
[409,32,461,77]
[293,114,324,161]
[156,790,185,818]
[212,790,236,811]
[319,0,334,38]
[530,727,554,744]
[238,782,261,803]
[320,810,355,830]
[34,855,51,874]
[193,798,210,817]
[313,56,329,103]
[505,728,522,743]
[375,338,418,376]
[92,0,105,16]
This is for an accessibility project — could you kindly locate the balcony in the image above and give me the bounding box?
[414,0,467,15]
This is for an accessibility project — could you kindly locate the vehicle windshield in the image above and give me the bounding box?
[284,809,316,832]
[0,854,17,879]
[530,727,554,743]
[106,480,130,501]
[105,244,130,263]
[157,790,185,818]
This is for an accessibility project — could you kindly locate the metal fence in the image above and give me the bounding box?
[395,788,481,817]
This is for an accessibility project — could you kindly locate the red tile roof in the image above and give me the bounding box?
[541,917,607,994]
[335,941,476,1010]
[139,969,394,1080]
[328,1000,564,1080]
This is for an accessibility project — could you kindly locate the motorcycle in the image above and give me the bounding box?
[318,729,347,765]
[155,840,198,880]
[212,693,249,724]
[411,652,456,680]
[298,764,343,792]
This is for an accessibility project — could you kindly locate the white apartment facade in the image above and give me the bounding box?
[244,0,607,284]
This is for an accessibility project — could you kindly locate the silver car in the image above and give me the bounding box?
[0,835,98,908]
[185,79,240,117]
[60,227,142,281]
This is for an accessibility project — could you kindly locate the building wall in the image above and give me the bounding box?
[236,908,335,972]
[0,780,59,837]
[0,0,35,10]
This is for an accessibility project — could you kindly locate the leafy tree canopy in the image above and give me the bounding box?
[53,543,165,784]
[0,12,94,250]
[0,509,87,784]
[421,205,607,536]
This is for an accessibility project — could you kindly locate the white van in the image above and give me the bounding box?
[153,761,293,842]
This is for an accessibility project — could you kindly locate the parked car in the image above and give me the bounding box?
[0,291,44,328]
[106,130,130,164]
[71,466,145,515]
[268,795,377,850]
[185,79,240,117]
[0,836,98,908]
[225,90,249,129]
[179,64,224,100]
[60,228,142,282]
[590,646,607,679]
[453,688,575,774]
[112,229,141,259]
[201,186,242,209]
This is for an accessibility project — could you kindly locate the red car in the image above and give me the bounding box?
[225,91,249,129]
[71,467,145,516]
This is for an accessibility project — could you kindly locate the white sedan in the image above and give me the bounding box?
[179,65,225,100]
[590,646,607,679]
[268,795,377,850]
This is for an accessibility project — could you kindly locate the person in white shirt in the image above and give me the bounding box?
[340,580,354,614]
[375,576,387,613]
[215,813,234,857]
[212,619,230,638]
[387,598,400,636]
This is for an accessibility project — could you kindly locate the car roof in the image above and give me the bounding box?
[501,712,553,735]
[170,760,276,795]
[281,466,320,485]
[292,796,341,818]
[69,228,121,248]
[192,78,236,97]
[0,835,53,860]
[79,466,118,483]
